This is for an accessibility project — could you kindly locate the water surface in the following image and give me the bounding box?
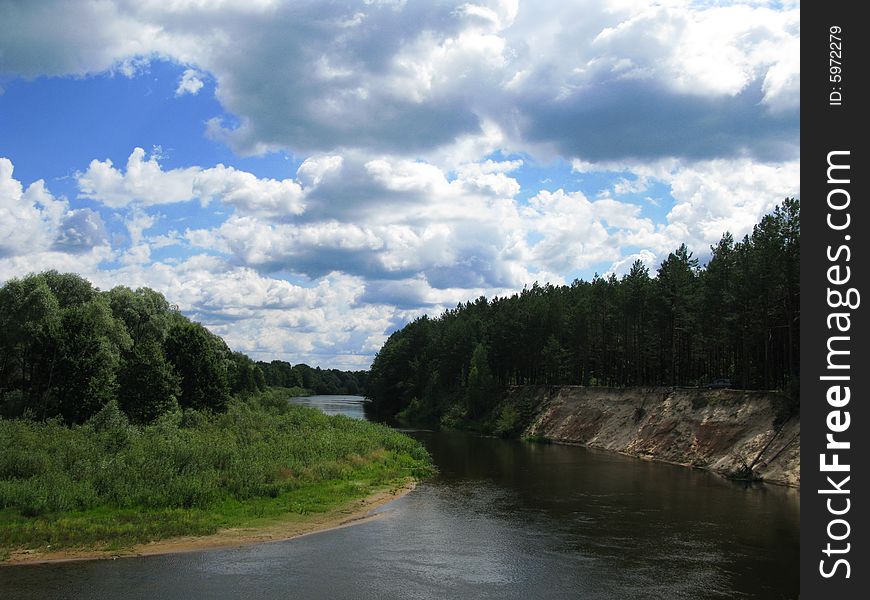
[0,395,799,599]
[287,394,367,419]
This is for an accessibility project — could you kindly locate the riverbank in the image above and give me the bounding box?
[2,481,415,565]
[516,386,800,487]
[0,399,434,563]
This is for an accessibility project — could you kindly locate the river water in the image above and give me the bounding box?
[1,395,799,600]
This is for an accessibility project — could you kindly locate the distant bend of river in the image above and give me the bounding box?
[0,394,799,600]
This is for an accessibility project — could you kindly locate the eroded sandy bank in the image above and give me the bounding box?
[520,386,800,487]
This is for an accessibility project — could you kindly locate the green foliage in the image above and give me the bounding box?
[118,338,181,424]
[465,343,496,419]
[247,386,311,413]
[257,360,367,396]
[493,404,520,438]
[0,275,62,418]
[228,352,265,396]
[366,199,801,431]
[163,320,231,412]
[53,296,131,423]
[367,317,434,418]
[39,270,97,308]
[0,400,434,553]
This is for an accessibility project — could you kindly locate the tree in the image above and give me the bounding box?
[228,351,264,396]
[623,260,652,385]
[541,335,568,384]
[0,275,61,416]
[164,320,230,412]
[106,285,173,344]
[117,337,181,423]
[54,296,131,423]
[106,285,181,422]
[656,244,700,386]
[39,270,96,308]
[466,343,496,418]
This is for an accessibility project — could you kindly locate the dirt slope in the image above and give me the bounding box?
[521,386,799,487]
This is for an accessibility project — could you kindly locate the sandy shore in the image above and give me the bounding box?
[3,481,416,566]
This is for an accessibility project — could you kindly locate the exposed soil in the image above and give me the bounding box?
[522,386,799,487]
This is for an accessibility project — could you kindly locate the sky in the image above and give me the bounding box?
[0,0,800,370]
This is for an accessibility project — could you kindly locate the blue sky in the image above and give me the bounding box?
[0,0,800,369]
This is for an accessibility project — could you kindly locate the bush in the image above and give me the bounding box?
[494,404,520,437]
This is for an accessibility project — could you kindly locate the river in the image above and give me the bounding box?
[0,395,799,599]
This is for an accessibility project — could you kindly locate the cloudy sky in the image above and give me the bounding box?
[0,0,799,369]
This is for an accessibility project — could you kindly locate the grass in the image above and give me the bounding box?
[0,393,434,557]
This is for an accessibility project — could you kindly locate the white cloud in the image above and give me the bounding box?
[175,68,205,96]
[77,148,310,218]
[77,147,198,208]
[194,165,306,218]
[296,155,344,187]
[606,249,658,277]
[1,158,108,258]
[611,175,649,195]
[1,1,798,162]
[662,158,800,250]
[522,189,619,272]
[574,156,801,260]
[1,163,64,256]
[177,149,799,308]
[124,207,159,246]
[590,4,799,101]
[0,159,113,278]
[81,258,397,369]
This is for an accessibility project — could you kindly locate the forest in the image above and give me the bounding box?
[0,270,365,424]
[257,360,368,397]
[366,198,800,428]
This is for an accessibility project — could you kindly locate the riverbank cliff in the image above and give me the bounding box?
[515,386,799,487]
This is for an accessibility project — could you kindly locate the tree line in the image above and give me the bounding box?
[0,271,365,424]
[366,198,799,423]
[257,359,368,396]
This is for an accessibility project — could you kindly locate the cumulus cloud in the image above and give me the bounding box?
[660,158,800,251]
[1,162,63,256]
[522,190,619,273]
[77,147,310,218]
[175,68,205,96]
[194,165,306,218]
[2,149,799,366]
[0,158,108,258]
[53,209,108,253]
[1,0,798,163]
[606,249,658,278]
[77,147,198,207]
[576,157,800,259]
[181,153,534,293]
[0,1,162,78]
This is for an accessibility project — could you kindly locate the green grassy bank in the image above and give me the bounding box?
[0,391,434,559]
